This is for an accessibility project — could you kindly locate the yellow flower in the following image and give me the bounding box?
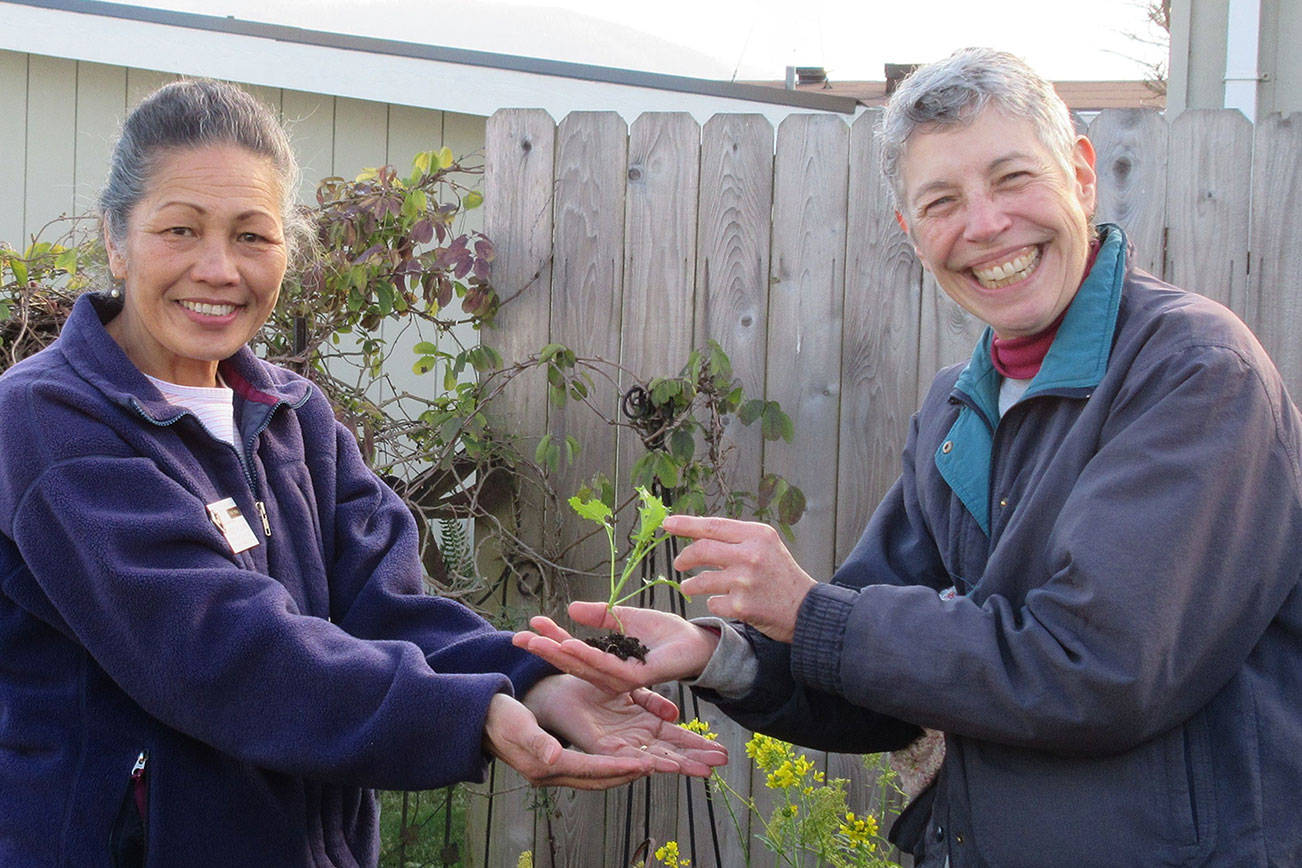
[745,733,790,771]
[679,719,718,741]
[654,840,691,868]
[837,812,880,849]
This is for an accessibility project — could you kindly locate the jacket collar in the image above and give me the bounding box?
[60,293,311,425]
[952,223,1128,422]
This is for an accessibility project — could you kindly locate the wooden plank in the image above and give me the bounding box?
[752,112,850,868]
[0,50,29,249]
[73,62,127,219]
[1088,108,1168,276]
[281,90,335,206]
[834,108,921,565]
[764,113,850,581]
[694,114,774,506]
[1247,112,1302,396]
[915,271,984,404]
[826,109,922,833]
[24,55,78,240]
[690,111,776,868]
[538,110,629,866]
[332,96,389,179]
[1165,110,1253,316]
[604,111,700,867]
[466,108,559,868]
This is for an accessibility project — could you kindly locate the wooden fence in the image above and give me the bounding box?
[471,106,1302,867]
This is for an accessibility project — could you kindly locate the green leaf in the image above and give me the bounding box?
[738,398,764,426]
[632,486,668,546]
[412,151,433,174]
[669,428,695,463]
[761,403,795,442]
[778,485,806,526]
[10,259,27,285]
[436,147,455,169]
[54,247,79,274]
[650,378,681,405]
[412,341,440,355]
[463,190,484,210]
[568,493,613,526]
[412,355,438,375]
[654,453,680,488]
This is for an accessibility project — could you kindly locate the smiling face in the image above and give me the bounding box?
[104,143,288,387]
[897,108,1098,339]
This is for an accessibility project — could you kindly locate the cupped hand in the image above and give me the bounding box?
[524,675,727,777]
[665,514,817,643]
[513,601,720,695]
[482,691,653,789]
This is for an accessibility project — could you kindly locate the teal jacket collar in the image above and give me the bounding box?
[938,223,1128,534]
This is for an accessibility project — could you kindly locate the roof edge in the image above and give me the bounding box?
[7,0,862,114]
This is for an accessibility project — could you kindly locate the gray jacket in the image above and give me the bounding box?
[700,226,1302,866]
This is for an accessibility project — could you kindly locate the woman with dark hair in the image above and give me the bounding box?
[0,79,724,866]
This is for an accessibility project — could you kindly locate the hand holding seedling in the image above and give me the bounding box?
[569,486,685,619]
[515,602,720,694]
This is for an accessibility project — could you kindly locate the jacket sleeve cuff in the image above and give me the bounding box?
[684,617,759,699]
[791,582,858,694]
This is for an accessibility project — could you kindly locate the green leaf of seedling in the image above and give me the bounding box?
[569,493,613,526]
[632,486,668,547]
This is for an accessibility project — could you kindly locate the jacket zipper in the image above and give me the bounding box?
[130,398,274,541]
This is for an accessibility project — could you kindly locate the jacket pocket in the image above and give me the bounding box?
[108,751,149,868]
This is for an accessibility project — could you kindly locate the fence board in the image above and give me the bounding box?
[25,55,78,238]
[765,113,849,580]
[541,110,629,867]
[916,272,984,403]
[690,112,776,868]
[0,51,28,248]
[1248,113,1302,396]
[1165,110,1253,316]
[469,108,561,868]
[835,109,922,564]
[603,110,701,866]
[1089,108,1168,276]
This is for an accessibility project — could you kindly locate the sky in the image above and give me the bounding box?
[134,0,1169,83]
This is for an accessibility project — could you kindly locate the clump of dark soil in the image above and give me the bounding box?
[583,632,649,662]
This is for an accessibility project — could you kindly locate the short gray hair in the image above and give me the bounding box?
[99,79,311,264]
[880,48,1077,211]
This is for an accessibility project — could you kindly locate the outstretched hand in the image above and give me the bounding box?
[514,601,720,695]
[482,675,727,789]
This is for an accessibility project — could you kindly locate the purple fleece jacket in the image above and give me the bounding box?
[0,294,554,866]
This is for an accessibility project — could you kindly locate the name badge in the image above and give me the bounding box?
[206,497,260,554]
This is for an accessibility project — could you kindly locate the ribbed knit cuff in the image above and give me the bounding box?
[791,582,858,694]
[685,617,759,699]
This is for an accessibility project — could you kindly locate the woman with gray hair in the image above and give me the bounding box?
[519,47,1302,866]
[0,79,724,866]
